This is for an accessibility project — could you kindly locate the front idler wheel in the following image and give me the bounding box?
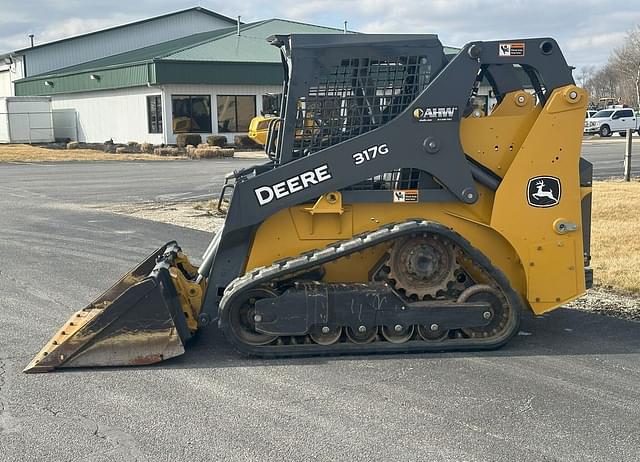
[459,284,511,339]
[228,288,279,346]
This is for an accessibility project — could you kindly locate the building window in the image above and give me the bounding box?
[171,95,212,133]
[147,95,163,134]
[261,94,281,116]
[217,95,256,132]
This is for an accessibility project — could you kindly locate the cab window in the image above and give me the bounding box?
[593,110,613,118]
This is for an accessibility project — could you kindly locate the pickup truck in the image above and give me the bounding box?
[584,107,638,137]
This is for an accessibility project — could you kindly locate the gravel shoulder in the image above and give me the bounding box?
[565,287,640,320]
[93,200,224,233]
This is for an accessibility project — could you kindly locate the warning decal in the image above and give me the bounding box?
[499,43,525,57]
[393,190,419,203]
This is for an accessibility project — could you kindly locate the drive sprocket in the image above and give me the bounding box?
[386,234,458,299]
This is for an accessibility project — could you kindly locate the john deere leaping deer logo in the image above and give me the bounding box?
[527,176,561,207]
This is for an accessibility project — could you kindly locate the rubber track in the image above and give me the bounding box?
[219,220,522,357]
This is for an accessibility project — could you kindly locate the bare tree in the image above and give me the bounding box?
[584,64,620,107]
[610,26,640,110]
[577,65,596,88]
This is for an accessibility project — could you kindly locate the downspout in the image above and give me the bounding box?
[146,61,168,145]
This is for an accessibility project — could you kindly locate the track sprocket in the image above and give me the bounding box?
[386,235,459,299]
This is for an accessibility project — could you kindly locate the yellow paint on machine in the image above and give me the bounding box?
[245,86,589,315]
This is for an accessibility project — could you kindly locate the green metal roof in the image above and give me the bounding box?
[15,19,348,95]
[165,19,347,63]
[15,20,465,96]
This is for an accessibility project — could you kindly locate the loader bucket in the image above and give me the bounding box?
[24,242,199,373]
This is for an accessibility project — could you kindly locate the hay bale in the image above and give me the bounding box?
[115,147,129,154]
[221,148,234,157]
[196,143,210,149]
[185,145,197,157]
[140,142,154,153]
[154,147,180,157]
[206,135,227,147]
[66,141,80,149]
[191,147,222,159]
[233,135,259,149]
[176,133,202,148]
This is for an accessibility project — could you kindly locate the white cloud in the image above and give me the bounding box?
[0,0,638,69]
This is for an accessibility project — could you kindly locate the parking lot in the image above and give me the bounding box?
[0,145,639,461]
[582,135,640,178]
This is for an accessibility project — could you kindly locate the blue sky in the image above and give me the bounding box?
[1,0,639,71]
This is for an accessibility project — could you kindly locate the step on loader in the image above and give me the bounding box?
[25,34,592,372]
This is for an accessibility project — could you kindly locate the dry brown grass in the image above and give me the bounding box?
[0,144,183,162]
[591,180,640,294]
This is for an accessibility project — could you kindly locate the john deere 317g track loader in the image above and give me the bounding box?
[25,34,592,373]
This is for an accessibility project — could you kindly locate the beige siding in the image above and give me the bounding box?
[49,83,283,145]
[51,87,165,144]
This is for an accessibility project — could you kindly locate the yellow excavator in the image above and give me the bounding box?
[25,34,591,372]
[248,96,321,147]
[248,115,278,146]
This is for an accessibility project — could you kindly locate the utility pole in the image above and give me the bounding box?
[624,128,633,181]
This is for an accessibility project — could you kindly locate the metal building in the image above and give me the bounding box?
[0,9,348,144]
[0,7,491,145]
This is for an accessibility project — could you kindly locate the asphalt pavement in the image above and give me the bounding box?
[0,153,639,461]
[581,135,640,179]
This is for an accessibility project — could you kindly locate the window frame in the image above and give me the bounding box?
[217,95,257,133]
[171,94,212,134]
[146,94,163,134]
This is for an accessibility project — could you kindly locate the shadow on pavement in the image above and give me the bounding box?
[157,307,640,370]
[53,307,640,375]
